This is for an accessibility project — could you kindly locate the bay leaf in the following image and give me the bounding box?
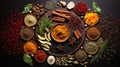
[23,53,33,66]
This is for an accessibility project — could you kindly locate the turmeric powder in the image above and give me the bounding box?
[23,41,37,55]
[84,12,99,26]
[51,24,70,42]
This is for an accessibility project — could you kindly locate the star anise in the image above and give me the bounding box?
[56,44,64,52]
[68,37,77,46]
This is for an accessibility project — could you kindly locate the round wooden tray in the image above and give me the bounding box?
[35,10,85,56]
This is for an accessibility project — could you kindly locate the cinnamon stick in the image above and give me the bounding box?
[74,29,81,39]
[52,16,65,22]
[52,10,71,20]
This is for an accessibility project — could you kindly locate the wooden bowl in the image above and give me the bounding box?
[86,26,101,41]
[34,50,47,63]
[84,41,99,55]
[23,41,37,55]
[51,24,70,42]
[75,50,87,62]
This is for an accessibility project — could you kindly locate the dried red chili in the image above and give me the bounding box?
[74,2,88,15]
[0,9,24,56]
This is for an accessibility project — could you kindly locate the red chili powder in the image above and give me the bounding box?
[0,9,25,56]
[74,2,88,15]
[35,50,47,62]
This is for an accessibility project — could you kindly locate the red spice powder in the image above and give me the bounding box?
[0,9,25,56]
[35,50,47,63]
[74,2,88,15]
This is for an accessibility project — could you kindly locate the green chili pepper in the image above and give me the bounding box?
[22,3,33,13]
[92,0,102,13]
[23,53,33,66]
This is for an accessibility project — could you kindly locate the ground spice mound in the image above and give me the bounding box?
[23,41,37,55]
[0,10,24,56]
[84,12,99,26]
[74,2,88,15]
[35,50,47,63]
[51,24,70,42]
[86,26,101,41]
[75,50,87,62]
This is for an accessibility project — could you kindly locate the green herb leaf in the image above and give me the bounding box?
[38,16,52,35]
[90,39,109,63]
[22,3,33,14]
[23,53,33,66]
[92,0,102,13]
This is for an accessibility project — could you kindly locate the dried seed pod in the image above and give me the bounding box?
[64,63,69,66]
[73,61,79,64]
[67,60,73,63]
[68,57,74,60]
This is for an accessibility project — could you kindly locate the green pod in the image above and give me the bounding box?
[64,63,69,66]
[67,60,73,63]
[68,57,74,60]
[73,61,79,64]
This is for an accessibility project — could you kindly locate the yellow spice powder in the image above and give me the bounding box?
[23,41,37,55]
[84,12,99,26]
[52,24,70,40]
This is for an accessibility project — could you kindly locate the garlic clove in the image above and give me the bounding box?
[67,1,75,10]
[60,1,67,7]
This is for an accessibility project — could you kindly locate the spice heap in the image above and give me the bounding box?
[74,2,88,15]
[51,24,70,42]
[34,50,47,63]
[20,27,34,41]
[0,10,24,56]
[84,12,99,26]
[23,41,37,55]
[86,26,101,40]
[75,50,88,62]
[24,14,37,27]
[84,42,99,55]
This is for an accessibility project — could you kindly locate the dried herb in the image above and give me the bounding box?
[45,0,58,10]
[92,0,102,13]
[23,53,33,66]
[38,16,52,35]
[90,39,109,63]
[22,3,33,13]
